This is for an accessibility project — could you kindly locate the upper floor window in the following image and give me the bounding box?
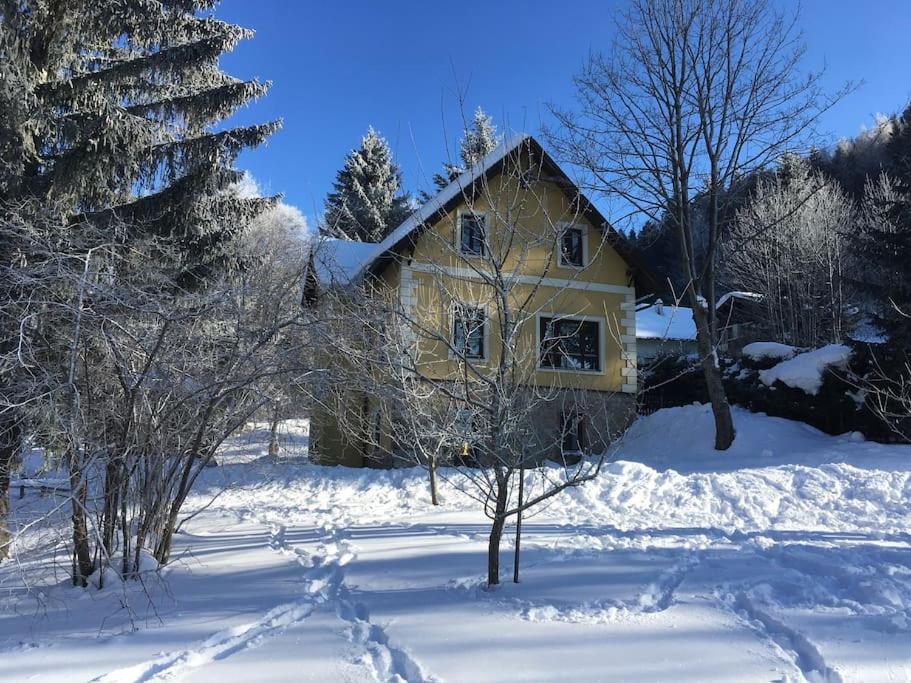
[539,316,601,372]
[460,213,486,256]
[560,225,586,268]
[453,303,486,359]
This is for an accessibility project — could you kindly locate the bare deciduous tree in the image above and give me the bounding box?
[722,156,853,347]
[549,0,847,449]
[1,205,313,583]
[313,143,634,586]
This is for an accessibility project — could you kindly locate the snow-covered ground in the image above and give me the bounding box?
[2,406,911,682]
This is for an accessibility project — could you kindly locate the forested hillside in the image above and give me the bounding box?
[628,100,911,350]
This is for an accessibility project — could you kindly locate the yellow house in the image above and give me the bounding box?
[308,135,657,467]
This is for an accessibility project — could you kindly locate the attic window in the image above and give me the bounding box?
[559,225,586,268]
[459,213,486,256]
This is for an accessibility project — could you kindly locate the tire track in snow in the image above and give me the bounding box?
[505,550,705,625]
[91,599,316,683]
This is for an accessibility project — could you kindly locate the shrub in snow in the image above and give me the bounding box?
[742,342,797,362]
[758,344,851,395]
[638,353,708,415]
[643,344,907,443]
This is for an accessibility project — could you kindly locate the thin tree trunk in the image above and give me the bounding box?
[268,409,280,458]
[487,515,506,587]
[67,451,93,585]
[0,418,20,561]
[513,464,524,584]
[487,475,508,587]
[428,454,439,505]
[0,459,10,562]
[692,304,735,450]
[120,483,130,577]
[101,455,121,556]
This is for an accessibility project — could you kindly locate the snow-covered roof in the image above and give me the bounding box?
[312,238,378,286]
[715,291,762,309]
[742,341,797,361]
[636,304,697,341]
[314,133,659,293]
[637,292,764,341]
[345,133,530,283]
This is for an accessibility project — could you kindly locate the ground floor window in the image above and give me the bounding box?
[539,316,601,372]
[453,303,486,359]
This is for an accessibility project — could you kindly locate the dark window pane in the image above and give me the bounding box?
[454,305,485,359]
[539,317,600,371]
[561,227,584,266]
[460,214,486,255]
[561,411,587,453]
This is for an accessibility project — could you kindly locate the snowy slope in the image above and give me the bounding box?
[1,408,910,682]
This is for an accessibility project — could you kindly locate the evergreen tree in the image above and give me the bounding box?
[0,0,278,567]
[423,107,500,200]
[0,0,278,276]
[855,102,911,346]
[460,107,498,168]
[321,127,411,242]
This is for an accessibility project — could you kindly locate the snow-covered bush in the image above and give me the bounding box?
[643,344,908,444]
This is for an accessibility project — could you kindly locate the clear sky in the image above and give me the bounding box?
[216,0,911,224]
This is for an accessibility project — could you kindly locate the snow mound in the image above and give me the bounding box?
[88,566,123,591]
[742,341,797,361]
[617,402,910,474]
[758,344,851,395]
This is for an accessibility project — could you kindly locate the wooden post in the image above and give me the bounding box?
[513,463,524,584]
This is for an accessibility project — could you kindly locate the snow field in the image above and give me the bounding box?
[1,404,909,681]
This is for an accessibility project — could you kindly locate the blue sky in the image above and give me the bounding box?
[217,0,911,224]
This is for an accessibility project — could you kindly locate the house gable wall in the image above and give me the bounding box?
[381,168,637,394]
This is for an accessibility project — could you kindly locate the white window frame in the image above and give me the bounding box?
[558,222,589,269]
[535,312,605,375]
[456,210,488,258]
[450,301,489,362]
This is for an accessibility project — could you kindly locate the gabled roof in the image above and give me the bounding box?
[314,134,660,294]
[349,133,529,282]
[715,291,763,309]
